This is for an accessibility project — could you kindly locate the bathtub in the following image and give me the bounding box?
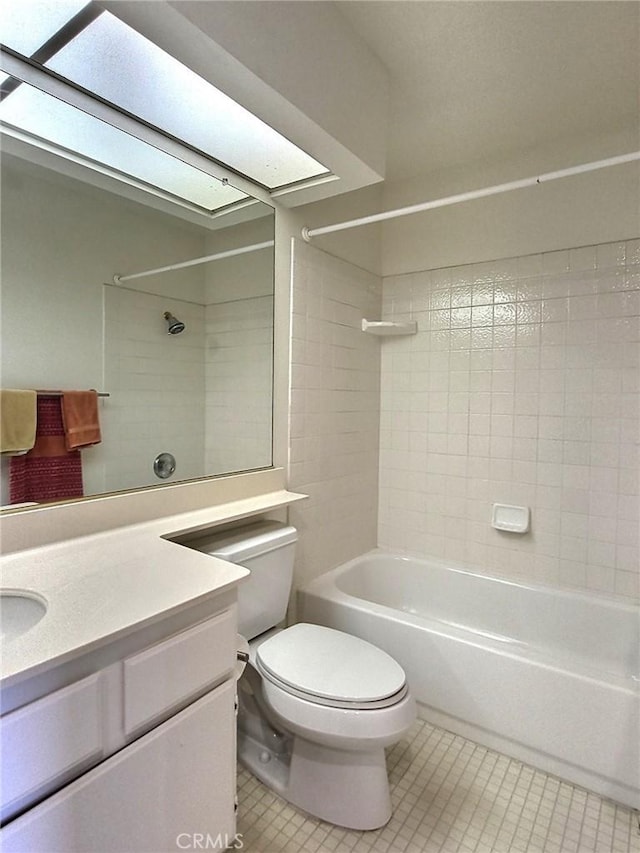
[298,551,640,809]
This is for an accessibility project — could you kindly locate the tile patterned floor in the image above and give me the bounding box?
[236,719,640,853]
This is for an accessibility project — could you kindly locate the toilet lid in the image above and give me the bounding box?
[255,623,406,704]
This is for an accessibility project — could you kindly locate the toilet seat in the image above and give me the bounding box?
[255,623,408,710]
[260,669,409,709]
[259,674,416,751]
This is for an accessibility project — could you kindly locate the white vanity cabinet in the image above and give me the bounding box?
[1,602,239,853]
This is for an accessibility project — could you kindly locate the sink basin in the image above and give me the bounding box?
[0,591,47,643]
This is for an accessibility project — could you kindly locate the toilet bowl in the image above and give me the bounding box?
[189,521,416,830]
[239,623,416,829]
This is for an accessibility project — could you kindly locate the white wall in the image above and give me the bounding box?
[296,184,384,276]
[284,128,639,281]
[380,131,640,276]
[204,216,275,304]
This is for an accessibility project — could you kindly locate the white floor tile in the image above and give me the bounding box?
[236,719,640,853]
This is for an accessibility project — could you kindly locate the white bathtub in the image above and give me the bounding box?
[298,551,640,808]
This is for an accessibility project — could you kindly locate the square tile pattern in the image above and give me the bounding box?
[379,240,640,601]
[288,238,640,606]
[289,239,383,592]
[236,719,640,853]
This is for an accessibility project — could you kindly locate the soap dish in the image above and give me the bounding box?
[491,503,530,533]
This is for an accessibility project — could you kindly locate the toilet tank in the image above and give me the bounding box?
[188,521,297,640]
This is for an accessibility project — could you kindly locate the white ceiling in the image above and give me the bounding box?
[335,1,640,182]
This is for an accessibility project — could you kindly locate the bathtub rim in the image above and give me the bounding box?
[299,548,639,690]
[311,547,640,613]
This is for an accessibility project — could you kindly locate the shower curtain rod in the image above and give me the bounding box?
[301,151,640,241]
[113,240,275,284]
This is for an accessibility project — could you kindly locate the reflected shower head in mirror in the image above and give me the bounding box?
[164,311,185,335]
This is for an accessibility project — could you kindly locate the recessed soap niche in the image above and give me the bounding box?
[491,504,530,534]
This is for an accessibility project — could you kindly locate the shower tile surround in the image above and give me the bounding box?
[103,286,205,491]
[378,239,640,601]
[288,241,382,588]
[103,287,272,491]
[289,238,639,602]
[205,294,274,476]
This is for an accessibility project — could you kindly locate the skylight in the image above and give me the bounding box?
[0,1,329,200]
[0,79,249,211]
[0,0,89,62]
[45,11,329,189]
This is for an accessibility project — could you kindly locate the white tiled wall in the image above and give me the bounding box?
[288,240,382,588]
[205,295,273,475]
[379,239,640,601]
[103,286,205,491]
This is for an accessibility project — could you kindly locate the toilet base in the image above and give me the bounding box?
[288,737,392,830]
[238,729,392,830]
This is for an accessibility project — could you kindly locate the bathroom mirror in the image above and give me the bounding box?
[0,142,275,507]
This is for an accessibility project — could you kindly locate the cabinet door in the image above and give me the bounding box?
[1,681,237,853]
[1,673,102,824]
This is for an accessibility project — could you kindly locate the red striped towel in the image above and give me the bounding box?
[10,396,83,504]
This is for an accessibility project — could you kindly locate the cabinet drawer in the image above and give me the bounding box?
[0,674,102,823]
[123,608,236,736]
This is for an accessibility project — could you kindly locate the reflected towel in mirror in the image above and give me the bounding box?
[61,390,102,450]
[0,390,37,455]
[9,396,83,504]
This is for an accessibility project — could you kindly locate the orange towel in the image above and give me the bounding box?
[61,391,102,450]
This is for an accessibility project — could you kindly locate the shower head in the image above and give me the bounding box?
[164,311,185,335]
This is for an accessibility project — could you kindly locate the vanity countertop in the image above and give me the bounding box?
[0,503,259,690]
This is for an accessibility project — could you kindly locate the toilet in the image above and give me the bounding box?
[191,520,416,830]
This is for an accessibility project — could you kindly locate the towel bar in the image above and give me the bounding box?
[34,390,110,398]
